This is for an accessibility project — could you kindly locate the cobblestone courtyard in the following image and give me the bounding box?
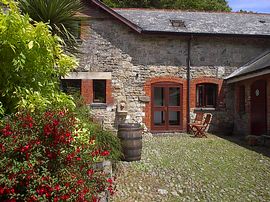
[112,134,270,202]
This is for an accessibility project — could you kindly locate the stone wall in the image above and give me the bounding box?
[76,7,270,134]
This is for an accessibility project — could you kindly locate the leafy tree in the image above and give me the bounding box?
[102,0,232,11]
[19,0,83,51]
[0,0,77,113]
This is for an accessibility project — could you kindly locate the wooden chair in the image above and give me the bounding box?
[188,112,204,131]
[190,113,212,138]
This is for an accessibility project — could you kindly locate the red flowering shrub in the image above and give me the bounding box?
[0,109,116,201]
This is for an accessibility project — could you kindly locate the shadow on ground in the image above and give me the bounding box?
[214,133,270,158]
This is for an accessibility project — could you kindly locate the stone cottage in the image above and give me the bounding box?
[62,0,270,136]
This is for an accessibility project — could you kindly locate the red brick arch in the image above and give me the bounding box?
[143,76,187,131]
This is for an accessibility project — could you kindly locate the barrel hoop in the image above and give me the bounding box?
[122,146,142,150]
[118,128,143,132]
[118,136,142,140]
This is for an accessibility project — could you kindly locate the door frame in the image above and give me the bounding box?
[250,79,267,136]
[151,82,183,132]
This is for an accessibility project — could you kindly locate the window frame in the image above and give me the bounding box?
[196,83,218,108]
[93,80,107,104]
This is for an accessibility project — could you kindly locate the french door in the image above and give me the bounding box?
[151,82,183,131]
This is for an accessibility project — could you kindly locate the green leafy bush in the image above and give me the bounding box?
[0,108,116,201]
[0,102,4,118]
[74,101,122,161]
[0,0,77,113]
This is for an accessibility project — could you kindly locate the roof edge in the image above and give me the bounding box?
[141,30,270,38]
[90,0,143,33]
[226,68,270,83]
[226,50,270,80]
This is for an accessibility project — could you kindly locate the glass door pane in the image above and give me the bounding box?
[169,87,180,106]
[154,111,166,126]
[169,111,181,126]
[154,87,165,106]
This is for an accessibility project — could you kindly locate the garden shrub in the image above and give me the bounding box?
[0,0,77,113]
[0,102,4,118]
[0,108,116,201]
[73,101,122,161]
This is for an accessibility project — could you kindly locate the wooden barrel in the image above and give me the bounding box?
[118,123,143,162]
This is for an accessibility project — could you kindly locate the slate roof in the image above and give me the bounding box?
[226,51,270,80]
[113,8,270,36]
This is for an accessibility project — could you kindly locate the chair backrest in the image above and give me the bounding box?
[194,112,204,123]
[203,114,212,126]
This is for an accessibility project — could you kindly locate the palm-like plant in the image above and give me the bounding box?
[19,0,83,51]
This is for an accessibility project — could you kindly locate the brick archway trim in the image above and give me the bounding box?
[143,76,187,131]
[190,77,224,108]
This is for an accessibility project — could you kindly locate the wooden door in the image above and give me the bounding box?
[151,82,183,131]
[251,80,267,136]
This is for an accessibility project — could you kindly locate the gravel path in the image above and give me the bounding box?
[112,134,270,202]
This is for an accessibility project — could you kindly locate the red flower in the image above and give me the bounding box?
[101,150,110,157]
[60,194,70,200]
[1,124,12,136]
[91,149,100,157]
[36,188,45,195]
[0,186,4,195]
[29,123,33,128]
[87,169,95,176]
[107,178,113,184]
[43,124,52,136]
[77,179,84,185]
[53,119,59,126]
[21,145,30,153]
[0,143,5,152]
[53,197,59,202]
[54,184,60,191]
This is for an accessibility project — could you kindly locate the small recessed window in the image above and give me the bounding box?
[93,80,106,103]
[196,83,218,108]
[239,85,245,113]
[61,79,81,95]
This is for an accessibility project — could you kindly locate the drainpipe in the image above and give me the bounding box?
[187,35,192,132]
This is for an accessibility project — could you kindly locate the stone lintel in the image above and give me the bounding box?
[62,72,112,80]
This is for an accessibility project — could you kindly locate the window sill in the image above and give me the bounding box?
[194,107,216,111]
[90,103,107,109]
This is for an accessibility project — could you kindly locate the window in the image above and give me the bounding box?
[196,83,217,107]
[239,85,245,113]
[61,79,81,95]
[93,80,106,103]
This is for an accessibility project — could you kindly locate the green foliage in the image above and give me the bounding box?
[0,0,77,113]
[73,99,122,161]
[19,0,83,51]
[0,102,4,118]
[101,0,232,11]
[16,89,76,112]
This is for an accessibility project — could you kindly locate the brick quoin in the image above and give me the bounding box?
[144,76,187,132]
[106,80,114,105]
[81,80,93,105]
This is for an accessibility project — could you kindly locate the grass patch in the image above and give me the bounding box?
[113,135,270,201]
